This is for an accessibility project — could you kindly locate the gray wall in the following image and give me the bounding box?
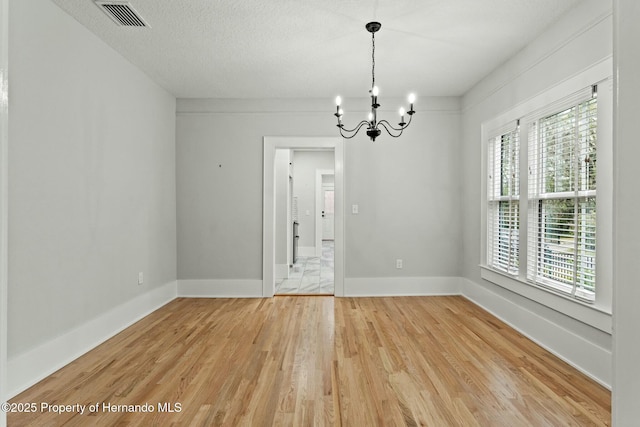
[176,98,461,282]
[613,0,640,422]
[346,111,461,278]
[0,0,7,422]
[8,0,176,358]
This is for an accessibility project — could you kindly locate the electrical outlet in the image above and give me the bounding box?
[396,259,403,269]
[138,272,144,285]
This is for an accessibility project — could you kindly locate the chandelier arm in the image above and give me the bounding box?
[339,120,370,134]
[404,113,413,127]
[378,120,404,138]
[378,114,413,133]
[379,121,401,133]
[338,120,370,139]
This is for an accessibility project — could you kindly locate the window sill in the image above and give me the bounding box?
[479,265,612,333]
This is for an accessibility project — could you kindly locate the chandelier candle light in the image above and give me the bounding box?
[334,21,416,141]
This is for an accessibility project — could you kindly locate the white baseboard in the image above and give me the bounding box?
[7,280,177,399]
[460,278,612,389]
[344,276,462,297]
[298,246,316,257]
[275,264,289,280]
[177,279,263,297]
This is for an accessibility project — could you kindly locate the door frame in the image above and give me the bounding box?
[263,136,344,297]
[315,169,334,256]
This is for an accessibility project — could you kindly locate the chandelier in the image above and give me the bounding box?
[334,22,416,141]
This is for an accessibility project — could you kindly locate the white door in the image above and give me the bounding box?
[322,186,334,240]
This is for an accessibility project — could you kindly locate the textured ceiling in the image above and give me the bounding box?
[51,0,581,99]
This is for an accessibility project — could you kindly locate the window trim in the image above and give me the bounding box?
[479,265,611,333]
[480,59,612,332]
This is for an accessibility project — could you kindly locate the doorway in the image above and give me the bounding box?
[262,137,344,298]
[275,157,335,295]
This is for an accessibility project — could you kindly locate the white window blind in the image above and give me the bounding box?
[487,125,519,275]
[527,93,597,301]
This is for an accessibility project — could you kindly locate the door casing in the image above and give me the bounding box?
[262,137,344,297]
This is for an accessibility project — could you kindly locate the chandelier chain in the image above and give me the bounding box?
[371,32,375,90]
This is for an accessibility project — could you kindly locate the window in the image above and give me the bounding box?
[527,96,597,301]
[482,64,612,327]
[487,126,519,275]
[485,85,602,305]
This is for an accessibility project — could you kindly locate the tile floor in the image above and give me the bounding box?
[275,241,334,295]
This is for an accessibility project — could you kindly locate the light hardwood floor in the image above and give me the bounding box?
[8,296,610,426]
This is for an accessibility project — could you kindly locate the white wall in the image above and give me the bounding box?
[7,0,177,395]
[292,150,334,252]
[460,0,613,386]
[176,97,461,295]
[612,0,640,423]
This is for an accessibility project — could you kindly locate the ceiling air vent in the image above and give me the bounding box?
[95,1,150,27]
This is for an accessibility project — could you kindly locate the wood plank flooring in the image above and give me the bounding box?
[8,296,610,426]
